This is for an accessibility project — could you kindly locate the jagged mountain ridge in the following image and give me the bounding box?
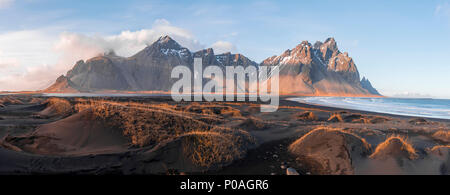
[261,38,378,96]
[45,35,380,96]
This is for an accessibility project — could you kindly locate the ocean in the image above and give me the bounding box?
[289,97,450,120]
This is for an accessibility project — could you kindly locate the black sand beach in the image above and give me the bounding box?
[0,94,448,175]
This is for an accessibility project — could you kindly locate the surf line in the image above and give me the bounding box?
[170,57,280,112]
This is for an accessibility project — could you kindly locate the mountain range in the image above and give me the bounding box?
[44,35,381,96]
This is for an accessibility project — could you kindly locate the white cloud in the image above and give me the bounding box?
[0,19,205,91]
[211,41,237,54]
[0,50,20,70]
[55,19,204,58]
[0,0,14,9]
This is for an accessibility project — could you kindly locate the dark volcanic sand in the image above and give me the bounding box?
[0,95,449,175]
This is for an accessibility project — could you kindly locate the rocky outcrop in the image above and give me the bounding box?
[215,52,259,67]
[361,77,381,95]
[261,37,378,96]
[44,75,79,93]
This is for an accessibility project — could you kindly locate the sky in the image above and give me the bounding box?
[0,0,449,98]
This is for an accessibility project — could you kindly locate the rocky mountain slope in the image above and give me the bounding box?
[44,36,380,96]
[261,38,379,96]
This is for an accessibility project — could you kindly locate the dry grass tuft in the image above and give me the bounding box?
[182,129,255,168]
[294,111,318,121]
[409,118,430,125]
[327,112,391,124]
[432,130,450,143]
[74,100,255,150]
[289,127,371,155]
[327,113,343,122]
[370,135,418,160]
[43,98,73,116]
[238,117,271,130]
[288,127,371,175]
[367,116,391,124]
[0,96,24,105]
[29,98,44,104]
[75,100,208,146]
[73,99,256,167]
[429,145,450,152]
[184,103,242,118]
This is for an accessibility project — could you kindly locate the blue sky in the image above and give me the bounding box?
[0,0,449,98]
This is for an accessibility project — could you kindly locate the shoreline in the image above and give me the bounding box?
[2,92,449,121]
[281,98,450,123]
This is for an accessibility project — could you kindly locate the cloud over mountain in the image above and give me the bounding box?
[0,19,204,91]
[211,41,237,54]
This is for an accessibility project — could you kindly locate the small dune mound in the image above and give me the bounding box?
[37,98,73,118]
[288,127,372,175]
[0,96,24,105]
[294,111,318,121]
[182,130,254,168]
[327,113,343,122]
[428,145,450,158]
[328,112,390,124]
[77,101,213,147]
[184,103,241,118]
[367,116,391,124]
[238,117,272,130]
[3,109,128,156]
[75,100,255,148]
[346,128,384,138]
[409,118,430,125]
[432,130,450,143]
[29,98,44,104]
[428,145,450,175]
[144,129,255,172]
[350,115,391,124]
[370,136,418,161]
[343,114,364,122]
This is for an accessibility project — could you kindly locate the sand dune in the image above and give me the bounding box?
[0,96,449,175]
[370,136,418,160]
[37,98,74,118]
[289,127,372,175]
[3,109,128,156]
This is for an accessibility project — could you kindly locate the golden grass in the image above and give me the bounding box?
[427,145,449,158]
[25,98,257,167]
[73,99,256,167]
[294,111,318,121]
[432,130,450,143]
[287,127,372,175]
[327,113,343,122]
[29,97,43,104]
[429,145,450,151]
[239,117,271,130]
[370,135,418,160]
[74,99,254,149]
[183,103,242,118]
[44,98,73,115]
[0,96,24,105]
[182,129,255,168]
[288,127,371,154]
